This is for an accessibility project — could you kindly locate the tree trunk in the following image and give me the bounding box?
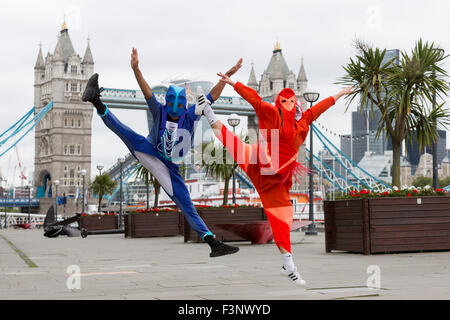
[223,177,230,206]
[154,184,160,208]
[97,193,103,213]
[146,181,149,209]
[392,139,402,187]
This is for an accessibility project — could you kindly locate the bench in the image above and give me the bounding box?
[215,219,312,244]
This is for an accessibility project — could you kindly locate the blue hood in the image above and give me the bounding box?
[164,86,187,118]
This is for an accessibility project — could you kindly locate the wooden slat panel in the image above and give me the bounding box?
[371,223,450,232]
[372,236,450,245]
[370,210,450,218]
[327,212,365,220]
[333,219,363,226]
[327,238,365,246]
[325,225,363,233]
[324,200,363,208]
[372,229,450,239]
[371,217,450,226]
[370,204,450,213]
[332,233,364,240]
[326,208,365,215]
[371,242,450,253]
[369,197,450,206]
[328,244,364,253]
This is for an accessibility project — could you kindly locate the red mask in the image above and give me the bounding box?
[276,88,297,112]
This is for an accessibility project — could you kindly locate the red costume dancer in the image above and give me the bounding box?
[201,71,353,285]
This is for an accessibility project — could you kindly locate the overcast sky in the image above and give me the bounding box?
[1,0,449,186]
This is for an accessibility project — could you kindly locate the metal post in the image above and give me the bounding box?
[119,163,123,228]
[232,126,237,205]
[306,102,317,236]
[432,69,439,189]
[82,175,85,214]
[28,186,31,224]
[4,181,8,229]
[55,184,58,222]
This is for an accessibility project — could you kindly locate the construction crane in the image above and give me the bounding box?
[15,146,27,187]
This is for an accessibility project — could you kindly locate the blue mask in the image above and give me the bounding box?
[164,86,187,118]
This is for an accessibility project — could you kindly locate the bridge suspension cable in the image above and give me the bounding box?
[0,101,53,158]
[311,124,390,191]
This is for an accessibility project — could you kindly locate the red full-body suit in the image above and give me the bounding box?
[216,82,335,253]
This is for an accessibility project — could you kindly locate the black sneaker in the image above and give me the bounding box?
[82,73,104,103]
[210,241,240,258]
[204,235,240,258]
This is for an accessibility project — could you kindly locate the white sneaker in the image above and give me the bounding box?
[195,94,209,116]
[281,266,306,286]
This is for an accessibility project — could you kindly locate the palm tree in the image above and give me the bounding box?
[135,163,161,208]
[90,174,117,213]
[203,141,238,205]
[339,39,450,187]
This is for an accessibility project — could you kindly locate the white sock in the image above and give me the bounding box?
[203,104,218,126]
[282,253,296,271]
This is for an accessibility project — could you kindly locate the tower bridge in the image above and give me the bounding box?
[101,88,258,133]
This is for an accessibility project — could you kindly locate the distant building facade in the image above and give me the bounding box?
[33,21,94,210]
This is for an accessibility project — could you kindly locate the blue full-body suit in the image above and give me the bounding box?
[99,87,214,240]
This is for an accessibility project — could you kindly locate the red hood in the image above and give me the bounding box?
[275,88,297,115]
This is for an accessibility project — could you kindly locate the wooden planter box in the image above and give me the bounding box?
[324,197,450,255]
[79,215,119,231]
[124,212,183,238]
[184,207,267,243]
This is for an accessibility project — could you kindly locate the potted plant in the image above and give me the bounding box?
[79,212,119,231]
[324,186,450,254]
[124,207,182,238]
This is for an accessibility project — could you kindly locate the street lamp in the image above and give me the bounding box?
[227,114,241,204]
[80,169,87,213]
[118,157,125,228]
[304,90,320,236]
[54,180,60,222]
[97,164,104,176]
[432,48,445,190]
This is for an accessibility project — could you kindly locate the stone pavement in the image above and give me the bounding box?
[0,229,449,300]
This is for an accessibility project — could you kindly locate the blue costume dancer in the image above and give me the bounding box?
[82,48,243,257]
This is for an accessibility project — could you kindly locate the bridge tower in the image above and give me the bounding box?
[33,21,94,213]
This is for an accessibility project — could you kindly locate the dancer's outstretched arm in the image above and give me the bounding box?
[217,73,262,109]
[302,86,354,125]
[131,48,153,100]
[208,58,243,101]
[217,73,278,126]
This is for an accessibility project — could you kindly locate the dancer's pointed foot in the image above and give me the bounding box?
[281,266,306,286]
[82,73,104,103]
[195,94,208,116]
